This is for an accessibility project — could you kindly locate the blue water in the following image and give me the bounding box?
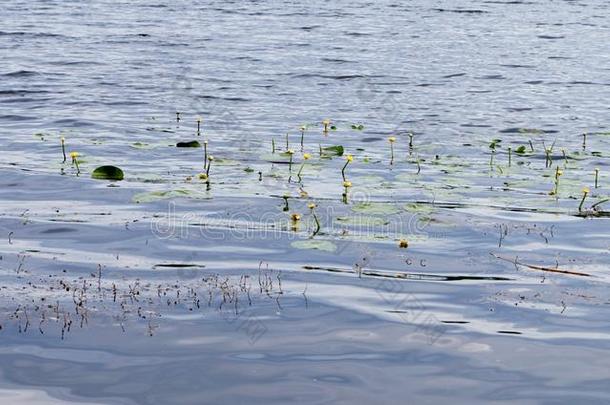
[1,1,610,403]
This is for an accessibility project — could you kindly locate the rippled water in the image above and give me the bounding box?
[1,1,610,403]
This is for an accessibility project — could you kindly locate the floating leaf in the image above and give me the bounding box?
[351,124,364,130]
[291,240,337,252]
[335,216,390,226]
[176,140,201,148]
[351,202,400,215]
[321,145,344,156]
[515,145,527,154]
[91,165,124,181]
[132,189,209,203]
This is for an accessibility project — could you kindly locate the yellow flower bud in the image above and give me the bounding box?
[583,187,590,194]
[291,213,301,221]
[388,136,396,143]
[346,154,353,162]
[308,203,316,210]
[70,151,79,159]
[303,153,311,160]
[343,180,352,188]
[399,239,409,248]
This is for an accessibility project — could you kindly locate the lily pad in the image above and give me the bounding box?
[321,145,344,156]
[176,140,201,148]
[132,189,209,203]
[91,165,124,181]
[291,239,337,252]
[335,216,390,226]
[351,202,400,215]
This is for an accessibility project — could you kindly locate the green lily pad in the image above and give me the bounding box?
[335,216,390,226]
[132,189,209,203]
[351,202,400,215]
[176,140,201,148]
[91,165,124,181]
[291,239,337,252]
[321,145,344,156]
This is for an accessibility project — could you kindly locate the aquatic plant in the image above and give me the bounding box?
[297,153,311,181]
[508,147,512,167]
[206,155,214,178]
[287,149,295,172]
[342,180,352,203]
[176,111,181,123]
[70,151,80,174]
[398,239,409,248]
[595,168,600,189]
[322,119,331,133]
[196,116,202,135]
[308,202,320,236]
[388,136,396,165]
[272,138,276,154]
[176,140,201,147]
[60,136,66,163]
[408,132,414,150]
[203,140,208,169]
[550,166,562,196]
[92,165,124,181]
[579,187,589,212]
[342,154,353,181]
[300,125,306,148]
[290,213,301,231]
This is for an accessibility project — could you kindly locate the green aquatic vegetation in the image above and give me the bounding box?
[206,155,214,178]
[70,151,80,175]
[291,239,337,252]
[514,145,527,154]
[351,124,364,130]
[308,203,321,236]
[342,180,352,204]
[550,166,562,196]
[335,216,390,226]
[176,140,201,148]
[203,140,208,168]
[287,149,295,173]
[321,145,344,157]
[290,212,301,231]
[322,119,331,133]
[352,202,400,215]
[579,187,589,212]
[388,136,396,165]
[595,168,600,189]
[91,165,124,181]
[297,153,311,181]
[60,136,66,163]
[341,154,353,181]
[272,138,276,153]
[132,189,210,203]
[300,125,306,148]
[196,116,202,135]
